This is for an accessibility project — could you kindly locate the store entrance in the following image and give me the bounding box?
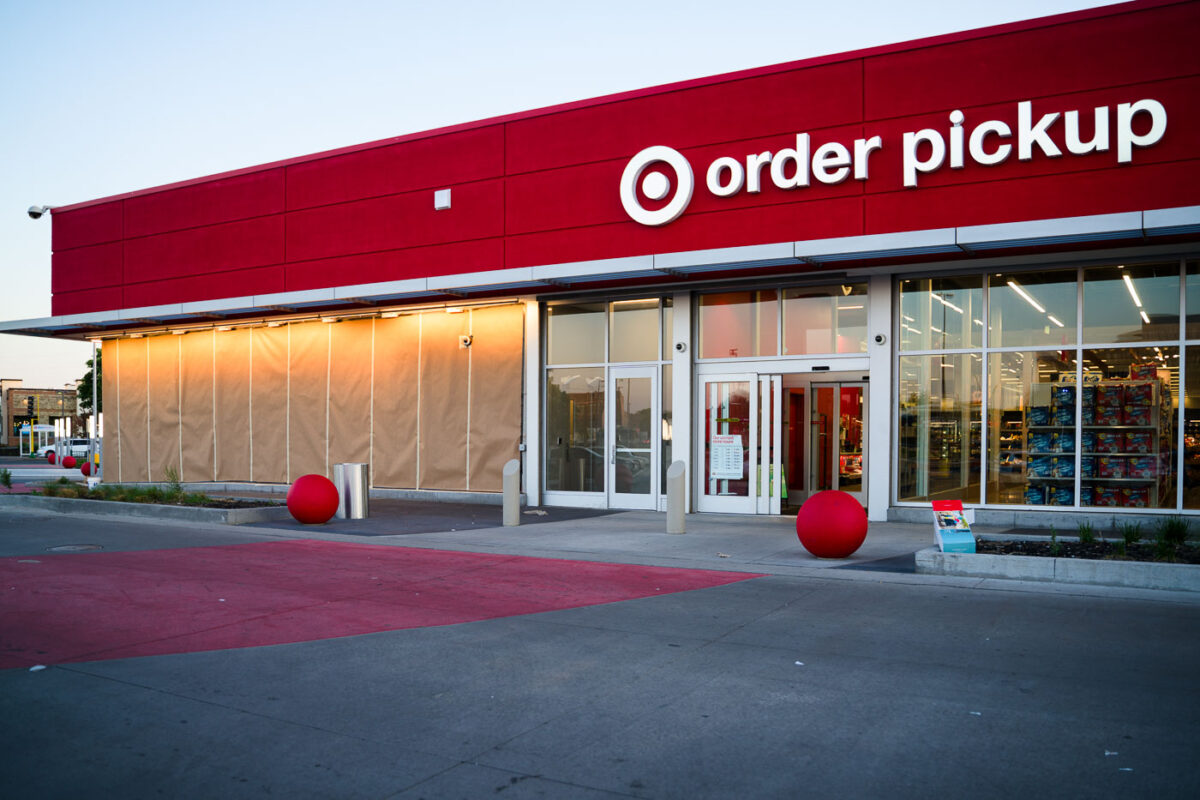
[697,371,867,514]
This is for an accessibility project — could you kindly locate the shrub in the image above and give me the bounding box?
[1118,521,1142,547]
[1077,521,1096,544]
[163,465,183,500]
[1156,516,1190,547]
[0,468,11,489]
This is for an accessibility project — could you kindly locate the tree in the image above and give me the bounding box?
[78,350,102,415]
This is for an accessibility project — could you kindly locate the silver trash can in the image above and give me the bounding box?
[334,462,369,519]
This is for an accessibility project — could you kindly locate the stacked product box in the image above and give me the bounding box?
[1027,370,1175,510]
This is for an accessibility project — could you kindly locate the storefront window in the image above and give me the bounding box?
[897,353,982,503]
[782,283,867,354]
[1083,262,1179,344]
[899,276,983,351]
[698,291,778,359]
[988,269,1077,348]
[547,302,605,364]
[1186,262,1200,339]
[610,299,660,362]
[1184,346,1200,508]
[545,368,605,492]
[1078,347,1177,509]
[986,350,1075,506]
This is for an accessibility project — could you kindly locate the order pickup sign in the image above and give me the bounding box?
[932,500,976,553]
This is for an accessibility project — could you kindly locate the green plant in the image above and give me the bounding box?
[1156,516,1190,547]
[0,468,11,489]
[1049,525,1061,556]
[1118,521,1143,547]
[1077,520,1096,545]
[163,465,183,499]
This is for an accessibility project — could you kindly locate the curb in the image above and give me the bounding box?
[0,494,291,526]
[915,546,1200,592]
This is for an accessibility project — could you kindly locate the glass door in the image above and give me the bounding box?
[808,381,867,506]
[697,374,756,513]
[607,366,658,509]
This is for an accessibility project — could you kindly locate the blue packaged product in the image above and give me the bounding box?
[1027,406,1051,425]
[1056,431,1075,453]
[1081,430,1096,452]
[1027,456,1053,477]
[1051,457,1075,478]
[1053,405,1075,426]
[1079,485,1094,506]
[1050,485,1074,506]
[1028,431,1054,453]
[1080,456,1095,477]
[1052,385,1076,408]
[1082,405,1095,425]
[1024,485,1046,505]
[1081,386,1096,408]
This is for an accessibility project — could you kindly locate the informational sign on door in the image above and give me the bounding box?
[710,434,744,480]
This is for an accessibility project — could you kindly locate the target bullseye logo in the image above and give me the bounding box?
[619,145,694,227]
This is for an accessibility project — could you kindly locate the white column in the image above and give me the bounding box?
[867,273,893,522]
[671,291,692,511]
[523,299,541,506]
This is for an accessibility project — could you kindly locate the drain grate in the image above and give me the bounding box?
[46,544,103,553]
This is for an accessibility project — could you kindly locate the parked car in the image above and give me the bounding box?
[36,439,94,459]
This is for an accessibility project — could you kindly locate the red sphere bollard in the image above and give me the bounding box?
[795,490,868,558]
[61,455,77,469]
[286,474,339,524]
[81,461,92,476]
[47,451,56,464]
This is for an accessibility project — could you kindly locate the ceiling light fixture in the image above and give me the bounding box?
[1007,280,1045,313]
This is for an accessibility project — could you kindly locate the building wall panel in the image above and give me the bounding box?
[51,243,123,293]
[250,326,288,483]
[284,239,502,291]
[101,340,120,480]
[327,319,374,473]
[286,126,505,210]
[116,338,149,483]
[372,314,420,488]
[51,202,123,251]
[862,2,1200,120]
[284,180,504,263]
[146,334,181,482]
[122,265,286,309]
[418,311,470,490]
[286,322,329,480]
[124,216,284,284]
[213,328,251,481]
[124,169,286,238]
[467,305,523,491]
[179,331,216,483]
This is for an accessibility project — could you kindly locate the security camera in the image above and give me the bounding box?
[874,333,887,345]
[458,334,473,348]
[27,205,51,220]
[674,341,687,353]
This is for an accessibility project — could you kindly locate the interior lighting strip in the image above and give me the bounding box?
[1006,280,1045,313]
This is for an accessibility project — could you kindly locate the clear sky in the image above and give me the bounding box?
[0,0,1105,388]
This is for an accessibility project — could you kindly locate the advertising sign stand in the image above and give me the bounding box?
[932,500,976,553]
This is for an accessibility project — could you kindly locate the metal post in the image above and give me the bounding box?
[334,462,369,519]
[667,460,686,534]
[91,339,98,478]
[503,458,521,526]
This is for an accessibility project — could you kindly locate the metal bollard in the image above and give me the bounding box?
[666,460,686,534]
[334,462,370,519]
[503,459,521,527]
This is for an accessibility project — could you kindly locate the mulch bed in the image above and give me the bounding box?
[976,539,1200,565]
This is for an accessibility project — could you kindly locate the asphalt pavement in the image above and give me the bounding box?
[2,505,1198,798]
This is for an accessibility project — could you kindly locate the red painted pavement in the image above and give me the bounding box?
[0,540,762,668]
